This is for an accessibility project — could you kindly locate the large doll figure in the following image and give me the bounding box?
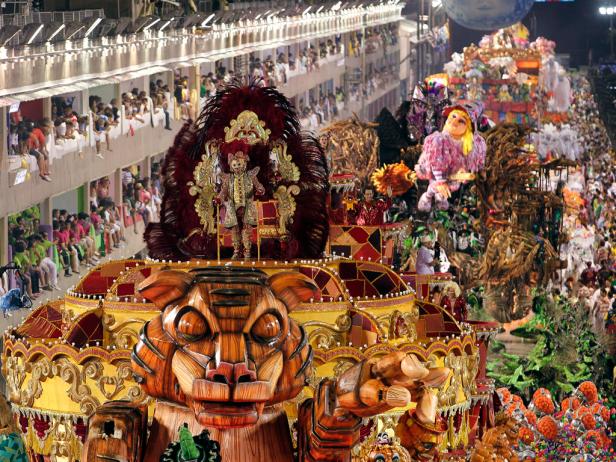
[219,144,265,259]
[415,104,486,212]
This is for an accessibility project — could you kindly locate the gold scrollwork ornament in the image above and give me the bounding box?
[224,110,271,144]
[273,185,300,235]
[304,313,352,350]
[187,141,218,234]
[272,141,300,182]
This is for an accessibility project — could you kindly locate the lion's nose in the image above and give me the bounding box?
[206,362,256,385]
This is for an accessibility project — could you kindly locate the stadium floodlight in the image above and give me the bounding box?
[0,25,20,47]
[143,17,161,31]
[64,22,86,40]
[159,17,174,31]
[47,23,65,42]
[26,24,44,45]
[201,13,215,27]
[84,17,102,38]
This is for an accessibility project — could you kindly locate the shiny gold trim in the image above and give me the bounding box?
[272,184,300,235]
[272,141,300,182]
[102,313,144,349]
[303,314,352,349]
[224,110,271,144]
[187,141,218,234]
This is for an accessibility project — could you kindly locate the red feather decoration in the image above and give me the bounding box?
[145,79,329,260]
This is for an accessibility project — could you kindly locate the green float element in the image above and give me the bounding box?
[0,432,28,462]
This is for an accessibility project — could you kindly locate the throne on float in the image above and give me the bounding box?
[215,199,294,260]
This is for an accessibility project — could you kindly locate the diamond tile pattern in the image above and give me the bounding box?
[64,311,103,347]
[16,305,63,338]
[338,262,404,298]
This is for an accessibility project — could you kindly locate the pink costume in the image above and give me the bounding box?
[415,131,486,212]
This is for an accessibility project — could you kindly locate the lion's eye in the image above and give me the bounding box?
[251,312,281,344]
[175,307,209,342]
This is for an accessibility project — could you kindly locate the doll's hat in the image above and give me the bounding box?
[443,102,484,132]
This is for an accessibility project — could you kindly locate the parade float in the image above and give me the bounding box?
[2,82,499,462]
[1,21,615,460]
[443,23,570,126]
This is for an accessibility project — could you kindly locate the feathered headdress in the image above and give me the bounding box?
[145,79,329,260]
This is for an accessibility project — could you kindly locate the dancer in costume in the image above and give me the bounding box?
[218,143,264,259]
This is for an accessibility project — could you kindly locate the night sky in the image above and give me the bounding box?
[449,0,608,67]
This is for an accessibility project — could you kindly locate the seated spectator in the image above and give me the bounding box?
[54,117,67,141]
[29,235,59,291]
[100,198,124,247]
[9,125,19,155]
[53,220,79,276]
[70,220,97,267]
[12,240,38,299]
[25,123,51,181]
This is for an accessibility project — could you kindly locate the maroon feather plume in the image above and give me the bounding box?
[145,79,329,260]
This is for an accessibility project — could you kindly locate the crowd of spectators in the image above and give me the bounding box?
[51,96,89,157]
[119,164,162,233]
[348,65,399,104]
[8,110,53,181]
[4,206,105,303]
[298,89,345,130]
[545,74,616,336]
[6,87,172,183]
[347,24,398,58]
[1,160,163,307]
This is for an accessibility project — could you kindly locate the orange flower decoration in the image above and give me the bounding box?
[584,430,610,449]
[561,397,580,411]
[575,406,592,421]
[599,406,610,422]
[600,432,612,449]
[371,162,416,197]
[524,410,537,426]
[589,402,609,421]
[585,429,602,443]
[578,381,598,404]
[581,413,597,430]
[518,426,534,445]
[510,394,526,410]
[533,395,555,415]
[536,416,559,440]
[532,388,551,401]
[497,388,512,404]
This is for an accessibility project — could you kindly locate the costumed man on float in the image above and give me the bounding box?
[218,141,265,259]
[415,104,486,212]
[355,186,393,226]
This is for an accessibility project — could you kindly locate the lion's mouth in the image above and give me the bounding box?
[198,401,256,414]
[192,400,261,428]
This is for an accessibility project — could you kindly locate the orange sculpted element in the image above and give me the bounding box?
[131,267,316,429]
[124,267,450,461]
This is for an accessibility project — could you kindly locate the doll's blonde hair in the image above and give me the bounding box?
[448,109,474,155]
